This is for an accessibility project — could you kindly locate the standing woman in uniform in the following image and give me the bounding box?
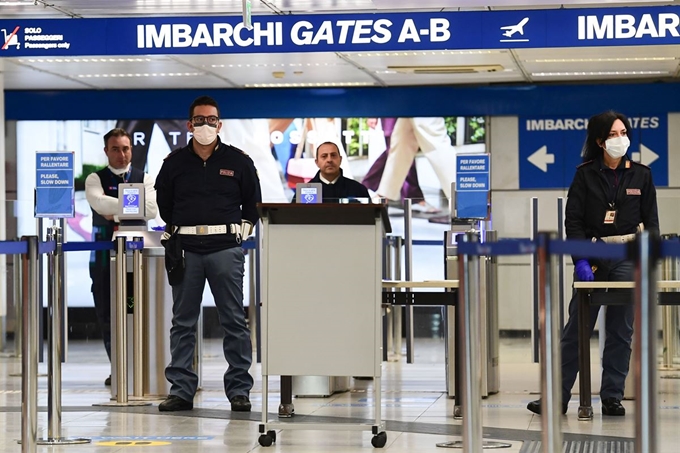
[527,110,659,416]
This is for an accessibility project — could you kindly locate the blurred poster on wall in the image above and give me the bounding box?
[15,116,486,306]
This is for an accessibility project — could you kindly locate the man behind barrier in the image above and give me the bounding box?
[291,141,369,202]
[155,95,262,413]
[85,128,158,386]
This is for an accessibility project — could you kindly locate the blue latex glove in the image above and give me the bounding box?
[575,259,594,282]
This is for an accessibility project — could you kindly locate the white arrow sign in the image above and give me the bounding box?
[528,145,555,172]
[631,143,659,166]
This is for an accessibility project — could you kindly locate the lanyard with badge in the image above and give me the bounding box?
[604,169,619,225]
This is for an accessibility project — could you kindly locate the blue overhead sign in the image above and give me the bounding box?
[3,6,680,57]
[519,115,668,189]
[35,152,75,218]
[456,154,489,219]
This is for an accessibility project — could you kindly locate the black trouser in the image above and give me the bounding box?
[281,376,292,405]
[90,251,111,360]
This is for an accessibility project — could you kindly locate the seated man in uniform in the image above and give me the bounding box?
[281,141,370,418]
[291,141,369,202]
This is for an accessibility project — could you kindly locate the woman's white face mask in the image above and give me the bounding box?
[604,136,630,159]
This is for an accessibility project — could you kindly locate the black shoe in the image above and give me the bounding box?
[230,395,251,412]
[526,399,568,415]
[278,403,294,418]
[104,375,111,386]
[601,397,625,416]
[159,395,193,412]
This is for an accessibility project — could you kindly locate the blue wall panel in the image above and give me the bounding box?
[5,83,680,121]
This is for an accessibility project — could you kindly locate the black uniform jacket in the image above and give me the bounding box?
[155,138,262,254]
[565,156,659,261]
[291,169,370,202]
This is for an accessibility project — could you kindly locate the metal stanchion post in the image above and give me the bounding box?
[438,232,510,450]
[116,236,128,404]
[660,234,678,369]
[530,197,539,363]
[13,252,22,358]
[556,198,565,332]
[393,236,403,358]
[634,231,659,453]
[537,232,562,453]
[38,227,90,445]
[132,236,144,398]
[20,236,38,453]
[460,231,482,452]
[94,237,149,407]
[403,199,415,364]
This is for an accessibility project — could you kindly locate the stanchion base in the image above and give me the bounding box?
[36,438,91,445]
[128,395,165,402]
[453,405,463,420]
[577,405,593,420]
[435,440,512,449]
[92,401,152,407]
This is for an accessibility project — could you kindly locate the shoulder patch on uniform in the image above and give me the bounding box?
[630,160,650,169]
[227,144,249,157]
[576,160,593,168]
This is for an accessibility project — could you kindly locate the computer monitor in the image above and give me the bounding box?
[117,183,146,220]
[295,183,322,204]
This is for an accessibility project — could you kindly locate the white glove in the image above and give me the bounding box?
[240,220,254,238]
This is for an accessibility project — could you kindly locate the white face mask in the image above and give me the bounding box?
[604,136,630,159]
[192,125,218,146]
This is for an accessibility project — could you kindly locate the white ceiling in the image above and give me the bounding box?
[0,0,679,89]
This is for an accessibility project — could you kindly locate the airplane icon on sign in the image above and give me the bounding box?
[500,17,529,40]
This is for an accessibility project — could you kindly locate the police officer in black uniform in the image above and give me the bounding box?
[527,110,659,417]
[85,128,158,385]
[155,95,261,413]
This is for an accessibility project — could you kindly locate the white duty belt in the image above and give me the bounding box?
[177,221,254,244]
[595,234,636,244]
[178,225,228,235]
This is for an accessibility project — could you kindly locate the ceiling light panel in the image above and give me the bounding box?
[172,52,373,86]
[13,54,196,77]
[531,70,671,82]
[374,69,525,86]
[343,49,518,73]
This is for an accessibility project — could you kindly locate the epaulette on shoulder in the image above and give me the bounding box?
[630,160,650,170]
[163,147,183,161]
[227,144,249,156]
[576,160,593,169]
[227,144,254,161]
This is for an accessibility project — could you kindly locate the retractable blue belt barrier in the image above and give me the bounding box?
[457,239,535,256]
[0,241,28,255]
[548,239,628,260]
[661,239,680,259]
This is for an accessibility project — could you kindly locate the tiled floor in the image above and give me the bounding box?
[0,337,678,452]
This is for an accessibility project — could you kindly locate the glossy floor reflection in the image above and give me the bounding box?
[0,337,677,452]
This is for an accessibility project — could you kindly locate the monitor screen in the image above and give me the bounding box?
[117,183,146,219]
[295,183,322,204]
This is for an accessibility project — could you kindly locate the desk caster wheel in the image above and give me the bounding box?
[258,434,273,447]
[371,431,387,448]
[266,430,277,443]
